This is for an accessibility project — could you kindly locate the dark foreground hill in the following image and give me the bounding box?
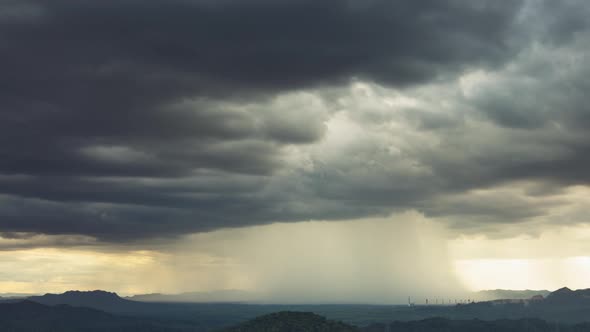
[218,313,590,332]
[0,300,196,331]
[364,318,590,332]
[220,313,590,332]
[220,311,359,332]
[2,303,590,332]
[10,288,590,330]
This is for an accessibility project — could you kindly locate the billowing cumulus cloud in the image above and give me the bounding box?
[1,0,590,248]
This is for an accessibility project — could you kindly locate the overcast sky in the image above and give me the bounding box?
[2,0,590,302]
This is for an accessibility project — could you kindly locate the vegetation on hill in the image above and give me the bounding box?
[6,287,590,331]
[220,311,359,332]
[219,313,590,332]
[0,301,196,332]
[4,301,590,332]
[364,318,590,332]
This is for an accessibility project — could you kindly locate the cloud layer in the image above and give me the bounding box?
[1,0,590,244]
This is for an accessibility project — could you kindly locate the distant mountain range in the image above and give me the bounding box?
[544,287,590,304]
[126,289,260,303]
[472,289,550,301]
[126,288,552,303]
[6,287,590,315]
[0,292,37,298]
[26,290,146,313]
[2,287,590,330]
[10,287,590,306]
[5,288,555,306]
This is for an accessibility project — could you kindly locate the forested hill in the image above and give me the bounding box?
[220,313,590,332]
[364,318,590,332]
[220,311,359,332]
[3,303,590,332]
[0,300,196,332]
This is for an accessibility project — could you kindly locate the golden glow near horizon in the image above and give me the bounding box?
[0,248,162,295]
[455,257,590,291]
[0,246,254,296]
[450,223,590,291]
[2,215,590,297]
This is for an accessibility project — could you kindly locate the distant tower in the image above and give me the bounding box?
[408,296,411,307]
[426,298,428,305]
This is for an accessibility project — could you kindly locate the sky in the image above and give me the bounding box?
[1,0,590,303]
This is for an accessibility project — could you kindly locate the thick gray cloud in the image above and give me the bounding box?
[2,0,590,243]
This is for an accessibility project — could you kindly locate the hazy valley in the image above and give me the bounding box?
[1,287,590,331]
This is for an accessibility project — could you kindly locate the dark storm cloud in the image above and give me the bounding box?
[453,4,590,191]
[2,0,523,89]
[4,0,589,243]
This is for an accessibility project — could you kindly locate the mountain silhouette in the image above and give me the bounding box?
[543,287,590,306]
[126,290,259,303]
[27,290,140,312]
[472,289,550,301]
